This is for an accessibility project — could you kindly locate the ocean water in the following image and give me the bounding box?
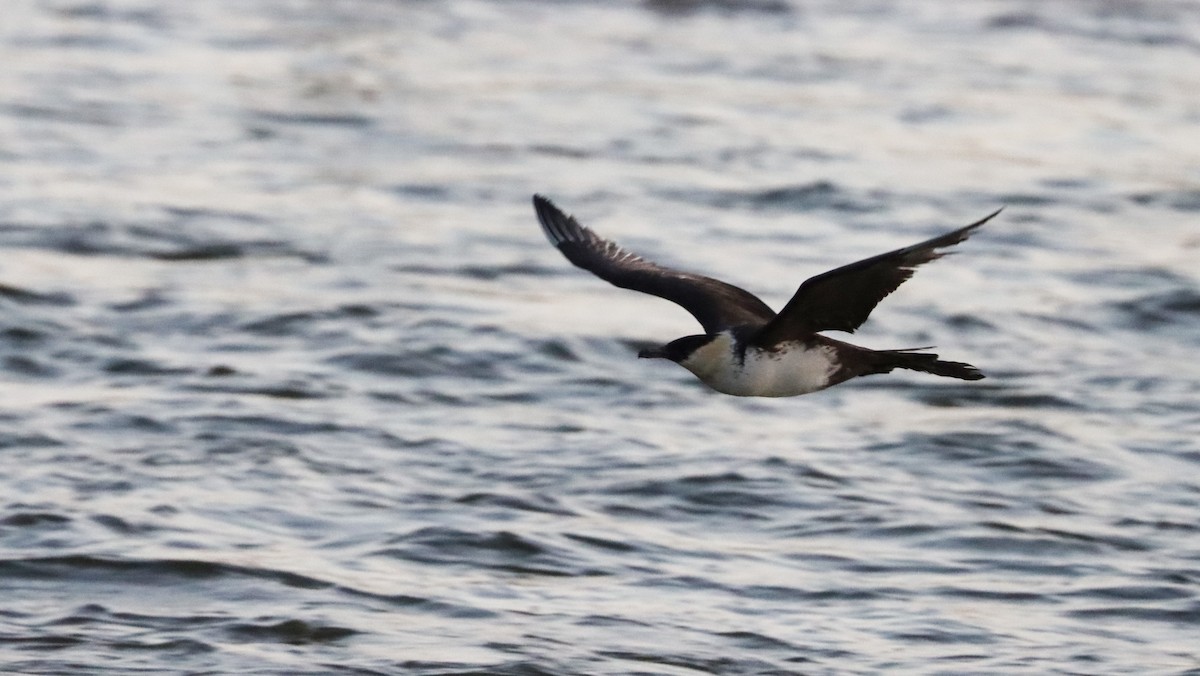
[1,0,1199,673]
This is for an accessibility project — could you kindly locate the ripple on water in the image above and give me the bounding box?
[0,283,75,307]
[455,491,578,517]
[238,303,380,337]
[664,180,886,213]
[224,619,358,645]
[0,218,316,262]
[1128,188,1200,211]
[1111,288,1200,332]
[375,527,604,578]
[889,425,1116,483]
[604,471,801,521]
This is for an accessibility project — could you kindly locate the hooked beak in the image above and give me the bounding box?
[638,347,668,359]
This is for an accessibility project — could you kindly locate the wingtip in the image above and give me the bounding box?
[531,193,580,246]
[968,206,1004,229]
[940,206,1002,247]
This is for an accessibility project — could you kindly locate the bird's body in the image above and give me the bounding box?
[532,195,998,397]
[677,331,838,397]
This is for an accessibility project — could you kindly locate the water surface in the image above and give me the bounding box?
[1,0,1199,673]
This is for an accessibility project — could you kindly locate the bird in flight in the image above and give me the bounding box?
[532,195,999,397]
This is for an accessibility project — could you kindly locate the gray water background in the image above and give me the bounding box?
[1,0,1199,673]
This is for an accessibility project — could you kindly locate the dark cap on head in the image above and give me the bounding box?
[637,334,713,362]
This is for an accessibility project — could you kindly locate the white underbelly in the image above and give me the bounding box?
[689,342,839,397]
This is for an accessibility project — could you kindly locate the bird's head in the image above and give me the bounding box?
[637,334,719,364]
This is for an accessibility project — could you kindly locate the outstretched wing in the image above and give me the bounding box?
[752,208,1001,346]
[533,194,775,333]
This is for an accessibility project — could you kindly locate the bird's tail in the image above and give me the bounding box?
[869,347,984,381]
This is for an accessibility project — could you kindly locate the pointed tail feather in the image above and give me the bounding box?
[872,348,984,381]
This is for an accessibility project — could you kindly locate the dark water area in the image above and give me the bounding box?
[1,0,1199,673]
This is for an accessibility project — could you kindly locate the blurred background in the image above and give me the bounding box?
[1,0,1198,673]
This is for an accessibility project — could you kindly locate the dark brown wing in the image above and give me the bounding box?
[752,208,1001,346]
[533,195,775,333]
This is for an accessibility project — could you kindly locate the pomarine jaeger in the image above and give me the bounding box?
[532,194,999,397]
